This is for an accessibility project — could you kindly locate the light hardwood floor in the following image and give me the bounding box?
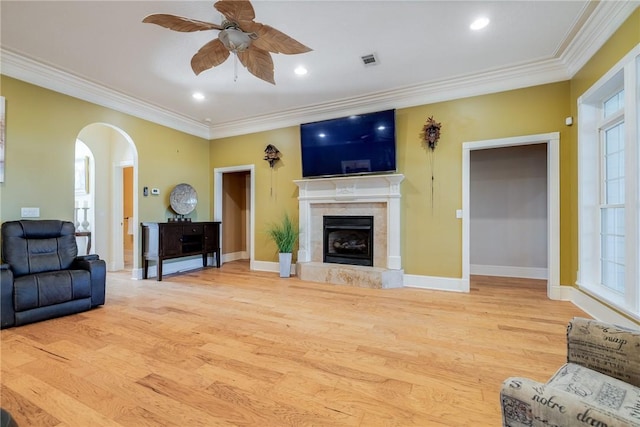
[1,261,588,426]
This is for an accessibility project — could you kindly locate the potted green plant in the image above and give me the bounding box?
[265,213,298,277]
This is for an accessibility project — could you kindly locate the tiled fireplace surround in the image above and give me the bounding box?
[294,174,404,288]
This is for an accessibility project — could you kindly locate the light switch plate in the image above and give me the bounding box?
[21,207,40,218]
[151,188,160,195]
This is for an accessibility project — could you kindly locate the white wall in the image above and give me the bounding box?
[470,144,548,279]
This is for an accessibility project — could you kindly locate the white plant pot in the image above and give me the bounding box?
[279,252,292,278]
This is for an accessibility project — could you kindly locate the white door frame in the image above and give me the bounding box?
[112,160,134,272]
[78,123,138,276]
[462,132,560,298]
[214,165,256,269]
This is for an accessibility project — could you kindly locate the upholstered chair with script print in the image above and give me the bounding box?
[501,317,640,427]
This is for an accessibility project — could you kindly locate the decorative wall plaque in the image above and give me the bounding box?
[170,183,198,217]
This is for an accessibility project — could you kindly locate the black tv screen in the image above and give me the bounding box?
[300,109,396,178]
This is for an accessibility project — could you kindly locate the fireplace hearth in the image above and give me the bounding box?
[294,174,404,289]
[323,216,373,266]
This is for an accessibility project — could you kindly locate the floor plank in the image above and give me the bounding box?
[1,261,589,426]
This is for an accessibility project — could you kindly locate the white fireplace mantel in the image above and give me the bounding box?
[294,173,404,270]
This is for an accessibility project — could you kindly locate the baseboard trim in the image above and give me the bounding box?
[222,251,249,263]
[403,274,468,292]
[557,286,640,328]
[470,264,548,280]
[138,256,216,280]
[252,260,296,276]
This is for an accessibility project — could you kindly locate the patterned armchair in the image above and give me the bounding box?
[501,317,640,427]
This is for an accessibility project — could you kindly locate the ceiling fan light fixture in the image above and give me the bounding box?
[294,66,308,76]
[143,1,312,84]
[219,27,252,53]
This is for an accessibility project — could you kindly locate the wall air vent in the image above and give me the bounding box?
[361,53,379,67]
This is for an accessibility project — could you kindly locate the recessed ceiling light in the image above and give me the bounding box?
[470,17,490,31]
[294,66,308,76]
[192,92,205,101]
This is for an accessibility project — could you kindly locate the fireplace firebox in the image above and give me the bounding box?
[323,216,374,266]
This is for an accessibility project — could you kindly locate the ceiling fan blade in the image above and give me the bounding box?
[143,14,223,32]
[191,38,231,75]
[214,0,255,23]
[237,47,275,85]
[240,21,311,54]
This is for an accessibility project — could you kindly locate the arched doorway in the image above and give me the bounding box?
[74,139,95,256]
[76,123,139,276]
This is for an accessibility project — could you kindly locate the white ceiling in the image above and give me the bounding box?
[1,1,638,139]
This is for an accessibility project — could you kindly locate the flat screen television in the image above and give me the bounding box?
[300,109,396,178]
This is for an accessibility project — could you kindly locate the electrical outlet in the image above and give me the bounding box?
[21,207,40,218]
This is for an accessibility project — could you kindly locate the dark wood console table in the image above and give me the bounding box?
[141,221,221,281]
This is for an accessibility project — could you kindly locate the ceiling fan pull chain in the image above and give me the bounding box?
[234,54,238,82]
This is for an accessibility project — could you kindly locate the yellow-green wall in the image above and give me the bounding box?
[0,77,211,225]
[563,8,640,286]
[210,82,571,276]
[400,84,571,277]
[209,9,639,280]
[1,9,637,283]
[210,127,301,261]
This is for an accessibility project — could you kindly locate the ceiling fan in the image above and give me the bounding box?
[143,0,312,84]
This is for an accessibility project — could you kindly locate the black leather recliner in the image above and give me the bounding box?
[0,220,106,329]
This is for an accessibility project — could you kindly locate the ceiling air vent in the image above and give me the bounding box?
[361,53,379,67]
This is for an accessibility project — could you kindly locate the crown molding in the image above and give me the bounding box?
[1,1,636,140]
[0,49,211,139]
[209,2,638,139]
[207,57,570,139]
[0,48,569,140]
[560,1,639,77]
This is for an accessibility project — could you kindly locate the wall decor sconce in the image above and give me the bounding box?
[264,144,281,198]
[264,144,280,168]
[421,116,442,212]
[421,116,442,150]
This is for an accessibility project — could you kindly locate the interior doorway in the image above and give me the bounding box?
[74,140,94,256]
[221,171,251,262]
[77,123,138,276]
[462,132,560,299]
[123,166,134,269]
[214,165,255,269]
[469,144,548,279]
